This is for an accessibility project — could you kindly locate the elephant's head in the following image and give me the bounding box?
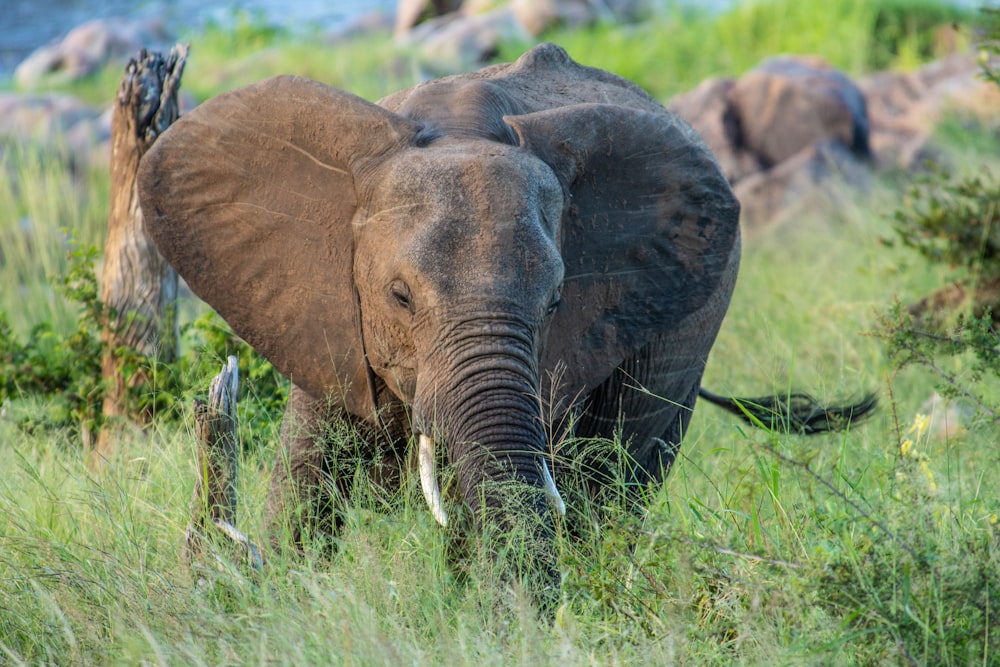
[138,45,739,547]
[351,133,569,526]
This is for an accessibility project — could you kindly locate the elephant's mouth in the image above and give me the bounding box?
[415,432,566,527]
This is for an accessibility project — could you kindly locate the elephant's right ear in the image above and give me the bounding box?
[505,103,741,409]
[139,75,422,410]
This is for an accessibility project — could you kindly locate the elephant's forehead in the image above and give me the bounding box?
[360,143,564,296]
[368,143,560,216]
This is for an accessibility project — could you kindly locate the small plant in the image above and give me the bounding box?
[0,239,287,445]
[892,167,1000,325]
[875,7,1000,427]
[878,301,999,423]
[0,241,104,436]
[813,408,1000,665]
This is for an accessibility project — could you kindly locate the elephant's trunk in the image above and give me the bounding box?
[412,316,565,529]
[433,365,563,594]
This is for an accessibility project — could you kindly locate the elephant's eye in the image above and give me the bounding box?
[546,296,561,317]
[390,282,413,313]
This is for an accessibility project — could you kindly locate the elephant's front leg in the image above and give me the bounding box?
[572,338,705,508]
[262,384,408,551]
[262,385,341,550]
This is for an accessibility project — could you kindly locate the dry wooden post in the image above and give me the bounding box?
[184,356,262,571]
[94,45,188,462]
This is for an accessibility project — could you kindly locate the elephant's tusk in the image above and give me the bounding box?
[418,434,448,527]
[540,457,566,517]
[213,518,264,571]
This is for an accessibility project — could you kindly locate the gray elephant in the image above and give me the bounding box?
[139,44,873,580]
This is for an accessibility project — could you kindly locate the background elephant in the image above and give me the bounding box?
[138,43,873,582]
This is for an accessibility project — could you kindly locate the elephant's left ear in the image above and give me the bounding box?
[505,104,741,401]
[139,75,423,411]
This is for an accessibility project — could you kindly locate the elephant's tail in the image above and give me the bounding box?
[698,388,878,434]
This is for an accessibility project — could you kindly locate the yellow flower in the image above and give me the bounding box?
[900,439,915,458]
[919,460,937,495]
[908,413,929,439]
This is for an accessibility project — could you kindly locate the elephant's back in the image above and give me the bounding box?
[378,43,668,121]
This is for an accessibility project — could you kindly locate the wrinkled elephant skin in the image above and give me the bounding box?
[138,43,745,587]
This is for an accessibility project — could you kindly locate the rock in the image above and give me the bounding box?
[0,92,111,168]
[668,77,761,183]
[733,140,871,229]
[330,10,395,40]
[726,56,871,169]
[860,53,1000,169]
[15,18,172,88]
[907,276,1000,330]
[394,0,464,38]
[0,88,194,171]
[0,92,99,138]
[510,0,647,35]
[672,50,998,230]
[510,0,608,35]
[66,105,114,168]
[671,56,871,180]
[409,8,529,75]
[670,56,874,230]
[397,1,649,72]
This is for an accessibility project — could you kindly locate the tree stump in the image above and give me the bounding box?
[184,356,262,571]
[94,45,187,463]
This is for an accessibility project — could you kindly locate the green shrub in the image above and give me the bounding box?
[868,0,970,68]
[0,239,287,446]
[875,7,1000,426]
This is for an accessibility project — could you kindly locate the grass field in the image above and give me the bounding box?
[2,1,998,664]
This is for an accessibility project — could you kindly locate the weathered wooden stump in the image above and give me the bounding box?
[93,45,187,463]
[184,356,263,572]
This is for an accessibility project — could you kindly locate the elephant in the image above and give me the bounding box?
[138,43,875,585]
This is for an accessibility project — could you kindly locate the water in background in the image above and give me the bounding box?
[2,0,396,79]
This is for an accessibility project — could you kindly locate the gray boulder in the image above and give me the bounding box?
[398,0,648,73]
[15,18,172,88]
[733,140,871,230]
[0,93,99,138]
[0,93,110,166]
[404,8,529,75]
[667,77,759,183]
[670,56,874,230]
[395,0,464,37]
[0,87,194,170]
[726,56,871,168]
[510,0,648,35]
[860,53,1000,170]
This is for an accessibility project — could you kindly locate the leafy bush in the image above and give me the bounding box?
[893,168,1000,297]
[0,239,287,446]
[874,7,1000,427]
[0,242,103,435]
[869,0,971,68]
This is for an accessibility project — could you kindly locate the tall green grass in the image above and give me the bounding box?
[0,143,108,336]
[3,177,997,664]
[503,0,971,100]
[2,1,997,663]
[172,14,415,103]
